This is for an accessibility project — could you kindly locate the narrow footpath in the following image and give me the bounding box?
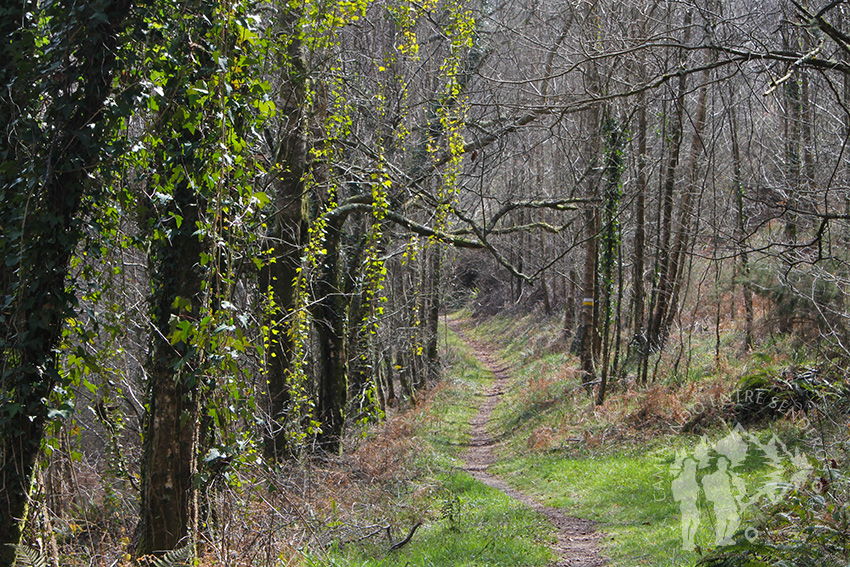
[448,319,606,567]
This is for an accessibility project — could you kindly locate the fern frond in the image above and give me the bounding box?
[138,544,192,567]
[12,545,48,567]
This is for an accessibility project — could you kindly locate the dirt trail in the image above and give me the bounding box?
[449,319,606,567]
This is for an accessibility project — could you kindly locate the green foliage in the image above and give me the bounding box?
[1,1,140,560]
[439,486,465,532]
[127,0,275,462]
[137,544,193,567]
[431,0,475,232]
[12,546,47,567]
[697,482,850,567]
[732,366,847,425]
[0,0,137,436]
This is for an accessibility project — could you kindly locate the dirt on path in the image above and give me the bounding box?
[448,318,606,567]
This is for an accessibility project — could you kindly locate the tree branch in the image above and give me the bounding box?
[387,521,423,552]
[791,0,850,56]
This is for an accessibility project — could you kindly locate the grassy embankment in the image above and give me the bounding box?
[455,310,814,567]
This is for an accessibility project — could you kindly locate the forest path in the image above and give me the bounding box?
[447,317,606,567]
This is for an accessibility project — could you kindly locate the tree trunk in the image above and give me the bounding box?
[728,98,754,349]
[784,67,802,246]
[312,220,348,453]
[842,10,850,344]
[647,10,691,351]
[261,6,309,461]
[612,238,625,381]
[661,52,712,337]
[383,349,396,406]
[424,244,442,385]
[0,2,132,562]
[801,69,816,197]
[563,270,577,337]
[631,19,649,372]
[573,63,603,387]
[346,227,381,418]
[136,139,208,559]
[136,2,221,551]
[596,117,624,406]
[576,207,600,388]
[396,350,415,404]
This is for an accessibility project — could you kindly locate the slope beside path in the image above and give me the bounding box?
[448,318,607,567]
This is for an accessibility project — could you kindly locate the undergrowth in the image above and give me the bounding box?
[19,316,559,567]
[298,317,555,566]
[458,309,849,567]
[19,309,847,566]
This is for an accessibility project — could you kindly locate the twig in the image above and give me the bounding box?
[764,40,825,96]
[387,521,423,552]
[332,524,393,549]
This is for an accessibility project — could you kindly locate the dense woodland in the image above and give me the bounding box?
[3,0,850,564]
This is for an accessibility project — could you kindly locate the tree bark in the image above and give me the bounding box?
[563,270,577,337]
[783,65,802,245]
[312,220,348,453]
[0,2,132,562]
[631,7,649,370]
[424,244,442,385]
[383,349,397,406]
[573,59,603,387]
[596,117,624,406]
[135,0,220,552]
[136,110,208,561]
[261,6,309,461]
[647,10,692,352]
[728,98,754,349]
[661,51,712,337]
[577,207,600,388]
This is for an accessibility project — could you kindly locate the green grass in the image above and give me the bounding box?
[491,429,813,566]
[415,324,493,461]
[314,310,815,567]
[493,447,700,566]
[456,311,811,567]
[310,321,555,567]
[316,472,553,567]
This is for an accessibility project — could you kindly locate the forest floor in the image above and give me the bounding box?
[448,316,607,567]
[306,309,824,567]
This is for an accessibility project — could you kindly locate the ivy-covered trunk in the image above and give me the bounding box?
[313,220,348,453]
[261,5,309,461]
[0,1,132,563]
[0,277,64,564]
[260,201,305,459]
[135,1,214,553]
[136,181,206,556]
[595,117,624,406]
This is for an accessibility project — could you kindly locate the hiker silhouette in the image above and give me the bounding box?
[702,455,745,545]
[670,453,700,551]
